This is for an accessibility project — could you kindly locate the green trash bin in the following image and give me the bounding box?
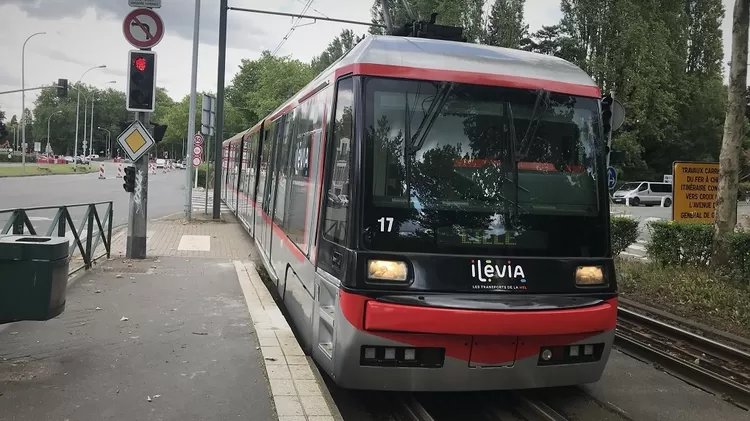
[0,235,70,324]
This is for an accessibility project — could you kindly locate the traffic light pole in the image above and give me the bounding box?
[126,111,150,259]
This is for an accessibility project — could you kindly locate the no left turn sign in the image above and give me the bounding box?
[123,8,165,49]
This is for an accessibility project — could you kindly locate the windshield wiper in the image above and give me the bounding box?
[503,101,523,228]
[517,89,550,161]
[406,81,454,155]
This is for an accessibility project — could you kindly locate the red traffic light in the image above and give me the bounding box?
[133,57,147,72]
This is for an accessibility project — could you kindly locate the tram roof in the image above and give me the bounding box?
[224,35,599,146]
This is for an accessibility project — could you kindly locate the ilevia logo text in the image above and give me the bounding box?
[470,259,528,290]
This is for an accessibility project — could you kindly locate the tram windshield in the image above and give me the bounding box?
[360,76,608,257]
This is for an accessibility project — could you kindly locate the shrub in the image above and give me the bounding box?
[646,221,713,266]
[610,216,639,256]
[729,232,750,284]
[196,164,215,188]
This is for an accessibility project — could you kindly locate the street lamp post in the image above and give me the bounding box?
[21,31,46,175]
[87,81,116,157]
[46,110,62,154]
[74,65,106,165]
[98,127,111,158]
[82,93,89,158]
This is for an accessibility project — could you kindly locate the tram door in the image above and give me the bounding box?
[260,117,286,261]
[256,124,274,260]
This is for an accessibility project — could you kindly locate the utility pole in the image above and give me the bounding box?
[185,0,201,221]
[381,0,394,33]
[120,4,165,259]
[126,112,150,259]
[213,0,228,220]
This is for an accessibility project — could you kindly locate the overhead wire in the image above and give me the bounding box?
[271,0,316,56]
[296,0,329,18]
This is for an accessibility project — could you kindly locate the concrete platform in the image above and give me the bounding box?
[583,348,749,420]
[0,218,339,421]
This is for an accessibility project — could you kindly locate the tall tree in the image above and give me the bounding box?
[712,0,749,266]
[0,108,7,143]
[369,0,479,35]
[310,29,365,74]
[483,0,528,48]
[520,25,580,62]
[219,51,314,138]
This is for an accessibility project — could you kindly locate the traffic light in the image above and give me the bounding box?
[123,165,136,193]
[126,50,157,112]
[57,78,68,98]
[152,123,167,143]
[0,121,7,142]
[601,94,613,137]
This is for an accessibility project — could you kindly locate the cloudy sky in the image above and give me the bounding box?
[0,0,736,122]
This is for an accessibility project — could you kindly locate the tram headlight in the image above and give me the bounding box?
[367,260,408,282]
[575,266,605,286]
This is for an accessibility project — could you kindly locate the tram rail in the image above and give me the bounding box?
[396,392,571,421]
[615,305,750,410]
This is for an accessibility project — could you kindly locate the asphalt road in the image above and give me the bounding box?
[0,161,187,241]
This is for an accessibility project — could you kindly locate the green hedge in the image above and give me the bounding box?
[196,164,215,188]
[645,220,750,282]
[646,221,713,266]
[611,216,640,256]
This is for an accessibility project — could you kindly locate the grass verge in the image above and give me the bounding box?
[0,164,97,177]
[616,257,750,339]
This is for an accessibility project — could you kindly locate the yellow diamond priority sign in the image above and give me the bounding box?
[117,120,155,162]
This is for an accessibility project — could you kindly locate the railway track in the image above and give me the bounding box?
[615,305,750,410]
[394,391,571,421]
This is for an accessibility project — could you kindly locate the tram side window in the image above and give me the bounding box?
[323,78,354,244]
[239,138,249,194]
[273,112,295,227]
[259,126,274,212]
[248,132,258,198]
[234,144,241,191]
[285,97,315,253]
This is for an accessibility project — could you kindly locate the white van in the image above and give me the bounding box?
[612,181,673,207]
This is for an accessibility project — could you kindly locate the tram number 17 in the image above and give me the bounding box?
[377,217,394,232]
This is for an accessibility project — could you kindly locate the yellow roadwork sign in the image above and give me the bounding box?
[117,120,155,162]
[672,161,720,223]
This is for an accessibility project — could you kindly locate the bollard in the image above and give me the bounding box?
[98,163,106,179]
[116,163,123,178]
[151,162,156,175]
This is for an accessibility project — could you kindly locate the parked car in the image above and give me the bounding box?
[612,181,673,207]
